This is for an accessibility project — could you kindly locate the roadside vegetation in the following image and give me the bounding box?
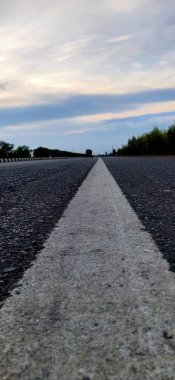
[0,142,85,159]
[117,124,175,156]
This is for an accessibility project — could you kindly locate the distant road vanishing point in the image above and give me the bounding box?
[1,158,175,380]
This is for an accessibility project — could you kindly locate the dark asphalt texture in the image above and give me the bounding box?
[0,158,96,306]
[103,157,175,273]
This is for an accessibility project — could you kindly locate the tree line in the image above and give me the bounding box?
[117,124,175,156]
[0,142,85,159]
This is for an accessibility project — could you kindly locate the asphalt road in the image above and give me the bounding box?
[103,156,175,272]
[0,158,96,306]
[1,158,175,380]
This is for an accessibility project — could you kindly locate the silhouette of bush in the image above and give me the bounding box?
[0,141,14,158]
[117,125,175,156]
[13,145,31,158]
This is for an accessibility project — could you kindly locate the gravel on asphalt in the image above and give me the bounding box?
[103,156,175,272]
[0,158,96,305]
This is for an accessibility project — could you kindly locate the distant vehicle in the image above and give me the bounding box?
[86,149,92,157]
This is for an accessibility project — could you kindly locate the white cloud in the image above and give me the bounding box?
[105,0,144,11]
[106,34,132,43]
[0,0,175,105]
[1,0,175,152]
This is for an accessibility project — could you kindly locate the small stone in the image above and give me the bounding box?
[15,289,20,295]
[163,331,173,340]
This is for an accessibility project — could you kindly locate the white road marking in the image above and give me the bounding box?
[1,158,175,380]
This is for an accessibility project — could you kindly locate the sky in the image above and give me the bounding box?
[1,0,175,154]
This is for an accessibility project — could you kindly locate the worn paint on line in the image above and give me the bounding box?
[1,158,175,380]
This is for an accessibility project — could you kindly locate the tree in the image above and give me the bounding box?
[117,126,170,156]
[33,147,51,157]
[13,145,31,158]
[147,127,167,155]
[167,124,175,154]
[0,141,14,158]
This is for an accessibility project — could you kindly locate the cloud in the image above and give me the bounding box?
[106,35,132,44]
[1,108,175,155]
[1,88,175,127]
[101,111,175,127]
[1,0,175,107]
[0,82,8,91]
[0,0,175,152]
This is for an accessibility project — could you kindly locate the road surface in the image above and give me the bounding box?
[0,158,96,305]
[104,156,175,272]
[1,158,175,379]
